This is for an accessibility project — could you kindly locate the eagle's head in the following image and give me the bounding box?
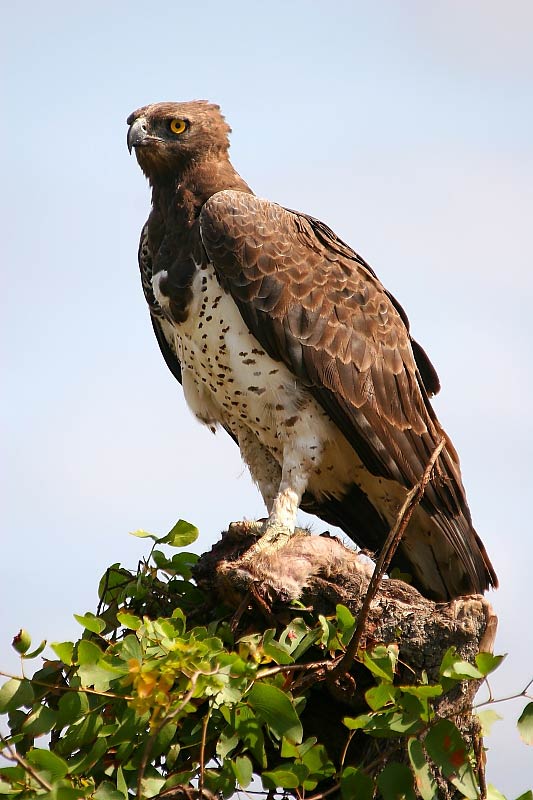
[127,101,232,182]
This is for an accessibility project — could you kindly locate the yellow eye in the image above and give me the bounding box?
[169,118,187,135]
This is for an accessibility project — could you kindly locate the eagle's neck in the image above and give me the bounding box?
[152,156,252,228]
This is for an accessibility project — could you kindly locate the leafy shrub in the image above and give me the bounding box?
[1,522,531,800]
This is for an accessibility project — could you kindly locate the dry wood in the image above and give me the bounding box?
[193,523,497,798]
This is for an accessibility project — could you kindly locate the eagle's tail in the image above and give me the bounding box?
[302,484,497,601]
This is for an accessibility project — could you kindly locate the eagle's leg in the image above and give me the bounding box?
[242,422,322,559]
[237,427,282,512]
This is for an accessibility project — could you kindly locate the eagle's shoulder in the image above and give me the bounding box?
[201,191,440,399]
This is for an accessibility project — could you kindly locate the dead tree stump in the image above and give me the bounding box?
[193,525,497,798]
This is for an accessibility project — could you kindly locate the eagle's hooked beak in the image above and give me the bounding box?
[127,117,148,154]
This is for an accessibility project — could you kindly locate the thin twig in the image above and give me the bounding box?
[0,671,133,701]
[473,726,487,800]
[198,705,211,799]
[256,658,331,681]
[339,729,356,772]
[331,436,446,680]
[0,734,53,792]
[474,688,533,709]
[301,782,342,800]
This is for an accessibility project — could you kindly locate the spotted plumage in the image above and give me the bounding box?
[127,100,497,600]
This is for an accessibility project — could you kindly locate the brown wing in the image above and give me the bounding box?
[138,220,183,384]
[200,190,497,594]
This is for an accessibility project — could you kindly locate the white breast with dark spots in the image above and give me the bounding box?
[154,263,407,519]
[162,263,309,448]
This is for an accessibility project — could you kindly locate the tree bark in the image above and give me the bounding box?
[193,525,497,798]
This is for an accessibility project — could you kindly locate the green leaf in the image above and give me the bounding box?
[161,519,199,548]
[248,682,303,744]
[217,728,239,759]
[51,787,87,800]
[514,792,533,800]
[475,652,506,677]
[281,736,317,759]
[225,704,267,768]
[203,763,236,797]
[98,564,131,603]
[57,689,89,728]
[365,709,422,738]
[73,613,106,635]
[336,603,355,627]
[168,551,199,579]
[291,627,322,660]
[129,529,158,540]
[378,763,416,800]
[94,781,128,800]
[517,702,533,746]
[116,612,141,630]
[69,738,108,774]
[377,762,417,800]
[26,750,68,780]
[365,683,398,710]
[425,719,479,799]
[486,786,507,800]
[152,549,170,568]
[233,755,253,788]
[77,639,103,664]
[362,644,398,682]
[343,713,372,730]
[443,660,483,680]
[408,737,438,800]
[0,767,26,784]
[50,641,74,664]
[341,766,373,800]
[119,634,142,662]
[476,709,502,736]
[262,630,294,665]
[116,766,128,799]
[301,742,335,783]
[0,678,34,713]
[262,766,304,789]
[22,640,47,660]
[55,710,103,755]
[21,705,58,736]
[279,618,312,654]
[151,721,178,759]
[139,777,165,798]
[78,660,126,692]
[400,684,442,700]
[439,646,483,681]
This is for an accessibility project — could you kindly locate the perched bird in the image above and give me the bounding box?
[127,100,497,601]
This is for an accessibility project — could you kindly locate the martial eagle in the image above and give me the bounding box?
[127,100,497,601]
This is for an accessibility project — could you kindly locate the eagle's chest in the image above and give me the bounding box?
[158,263,300,452]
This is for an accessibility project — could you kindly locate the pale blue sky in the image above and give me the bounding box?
[2,1,532,793]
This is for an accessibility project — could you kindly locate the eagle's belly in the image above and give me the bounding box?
[158,263,405,520]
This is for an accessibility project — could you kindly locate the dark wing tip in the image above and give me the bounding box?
[411,339,441,396]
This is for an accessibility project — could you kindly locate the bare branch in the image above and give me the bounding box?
[331,436,446,679]
[198,705,211,799]
[0,734,53,792]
